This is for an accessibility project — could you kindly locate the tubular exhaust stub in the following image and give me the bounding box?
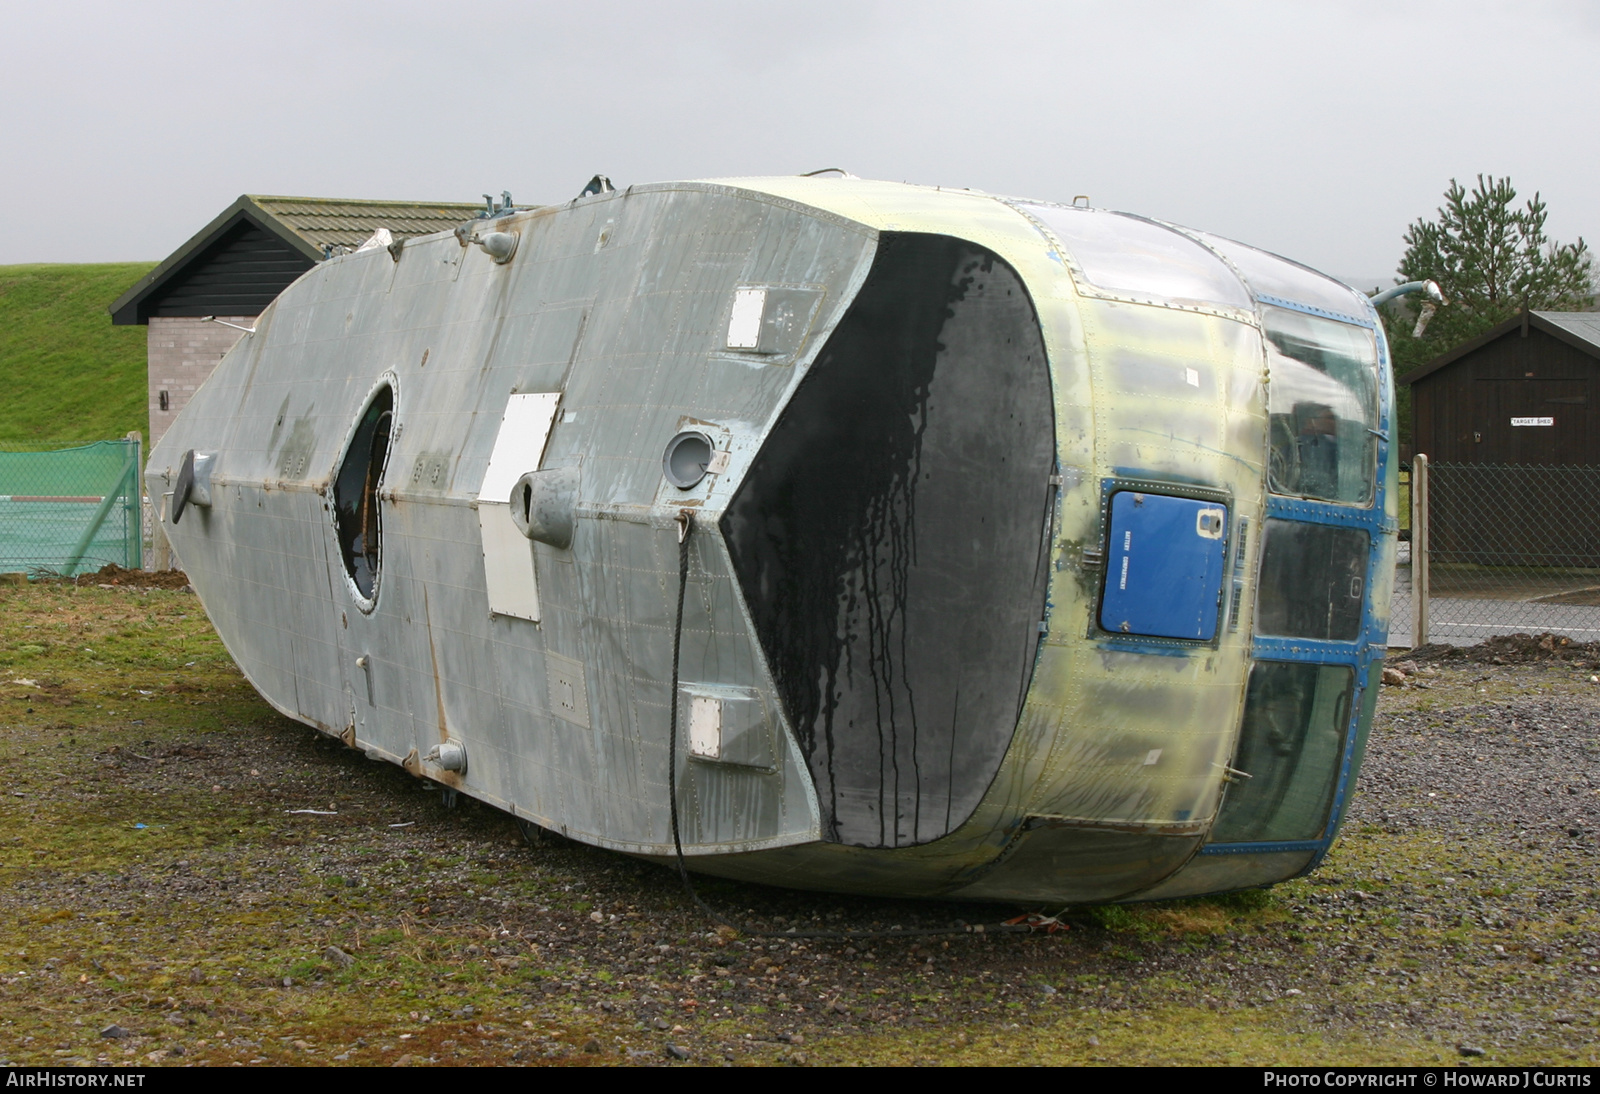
[662,431,714,489]
[425,739,467,773]
[508,467,579,549]
[477,231,518,264]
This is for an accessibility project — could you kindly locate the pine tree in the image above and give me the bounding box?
[1384,175,1594,378]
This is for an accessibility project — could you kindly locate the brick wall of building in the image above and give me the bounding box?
[147,316,250,448]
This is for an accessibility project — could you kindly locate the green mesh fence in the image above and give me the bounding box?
[0,439,143,577]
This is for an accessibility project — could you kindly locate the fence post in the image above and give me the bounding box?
[125,431,142,571]
[145,440,172,571]
[1413,453,1429,648]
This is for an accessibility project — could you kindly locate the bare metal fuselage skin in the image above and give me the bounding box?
[151,178,1397,903]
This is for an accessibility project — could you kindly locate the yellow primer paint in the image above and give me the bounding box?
[712,177,1383,901]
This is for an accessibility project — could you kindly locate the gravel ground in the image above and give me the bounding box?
[0,585,1596,1066]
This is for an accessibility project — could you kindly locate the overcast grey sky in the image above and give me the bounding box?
[2,0,1596,284]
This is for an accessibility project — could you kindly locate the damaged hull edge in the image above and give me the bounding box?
[150,177,1397,904]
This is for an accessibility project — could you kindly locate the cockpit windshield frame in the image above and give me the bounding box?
[1259,303,1381,507]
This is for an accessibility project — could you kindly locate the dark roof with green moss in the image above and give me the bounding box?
[109,194,486,325]
[1401,310,1600,385]
[246,195,487,252]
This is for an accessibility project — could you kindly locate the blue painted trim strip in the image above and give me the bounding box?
[1251,298,1392,878]
[1251,637,1362,665]
[1257,294,1375,330]
[1265,495,1384,530]
[1295,310,1396,873]
[1308,646,1388,869]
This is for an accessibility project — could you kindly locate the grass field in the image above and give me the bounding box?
[0,581,1596,1067]
[0,263,155,446]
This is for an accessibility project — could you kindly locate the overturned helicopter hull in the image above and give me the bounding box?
[151,177,1397,903]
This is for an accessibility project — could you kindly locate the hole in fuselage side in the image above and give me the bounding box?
[333,386,395,602]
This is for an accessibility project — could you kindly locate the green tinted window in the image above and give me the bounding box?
[1263,306,1378,505]
[1212,662,1353,843]
[1255,520,1368,641]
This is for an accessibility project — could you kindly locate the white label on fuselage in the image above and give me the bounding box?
[1511,416,1554,426]
[726,288,766,349]
[689,696,722,759]
[1119,555,1130,590]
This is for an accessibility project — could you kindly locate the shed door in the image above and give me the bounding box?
[1472,379,1588,464]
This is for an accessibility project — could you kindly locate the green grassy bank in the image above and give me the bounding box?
[0,263,155,445]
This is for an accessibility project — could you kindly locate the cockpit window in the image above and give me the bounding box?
[333,385,394,603]
[1255,519,1368,641]
[1193,231,1370,320]
[1212,661,1353,844]
[1021,205,1252,310]
[1263,306,1378,505]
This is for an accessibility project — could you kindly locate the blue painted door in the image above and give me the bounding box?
[1100,491,1228,641]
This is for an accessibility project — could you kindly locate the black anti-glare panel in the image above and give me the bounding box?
[721,233,1055,849]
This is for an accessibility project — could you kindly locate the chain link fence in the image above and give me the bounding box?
[1390,460,1600,647]
[0,437,143,578]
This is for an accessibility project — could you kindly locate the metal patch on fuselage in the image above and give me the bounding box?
[546,651,590,729]
[717,285,826,364]
[678,683,775,771]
